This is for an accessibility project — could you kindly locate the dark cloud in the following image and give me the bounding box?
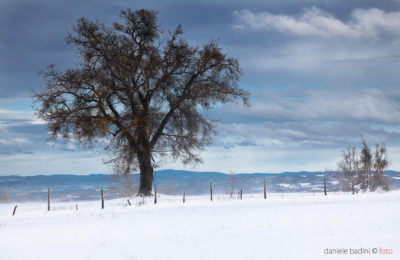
[0,119,46,154]
[1,0,400,97]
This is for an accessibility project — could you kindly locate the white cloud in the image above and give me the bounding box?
[0,137,32,145]
[237,41,400,84]
[0,109,34,120]
[0,153,107,175]
[207,87,400,158]
[0,109,46,126]
[31,118,46,125]
[234,7,400,40]
[216,88,400,124]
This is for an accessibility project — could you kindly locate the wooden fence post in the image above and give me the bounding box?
[12,205,17,216]
[183,192,185,203]
[48,188,50,211]
[101,188,104,209]
[324,175,327,196]
[210,182,213,201]
[264,178,267,199]
[154,184,157,204]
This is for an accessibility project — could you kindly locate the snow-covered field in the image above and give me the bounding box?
[0,191,399,260]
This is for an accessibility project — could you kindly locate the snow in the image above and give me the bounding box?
[0,191,399,260]
[277,183,293,188]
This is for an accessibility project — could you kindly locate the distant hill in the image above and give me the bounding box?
[1,170,399,202]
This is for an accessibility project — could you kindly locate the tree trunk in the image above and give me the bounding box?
[138,151,154,196]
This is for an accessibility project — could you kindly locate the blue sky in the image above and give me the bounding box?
[1,0,400,175]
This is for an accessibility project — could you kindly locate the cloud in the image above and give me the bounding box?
[217,120,399,147]
[0,109,59,156]
[0,109,33,120]
[207,87,400,153]
[0,108,107,157]
[0,153,107,175]
[0,119,46,155]
[230,8,400,89]
[0,138,31,145]
[234,7,400,40]
[213,88,400,124]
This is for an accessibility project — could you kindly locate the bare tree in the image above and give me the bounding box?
[1,189,8,202]
[159,181,177,195]
[110,170,136,197]
[371,143,390,191]
[336,137,391,193]
[33,9,249,195]
[228,172,237,198]
[336,146,359,194]
[359,136,372,191]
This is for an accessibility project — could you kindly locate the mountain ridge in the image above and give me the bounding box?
[1,170,399,202]
[3,169,399,178]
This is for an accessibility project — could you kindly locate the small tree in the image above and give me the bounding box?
[371,143,390,191]
[359,137,372,191]
[336,137,391,193]
[110,170,136,197]
[1,189,8,202]
[34,9,249,195]
[336,146,359,194]
[159,180,177,195]
[228,172,237,198]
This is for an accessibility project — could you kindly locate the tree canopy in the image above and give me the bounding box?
[34,9,249,195]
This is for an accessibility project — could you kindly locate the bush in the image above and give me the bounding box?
[1,189,8,202]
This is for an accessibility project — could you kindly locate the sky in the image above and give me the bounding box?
[1,0,400,175]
